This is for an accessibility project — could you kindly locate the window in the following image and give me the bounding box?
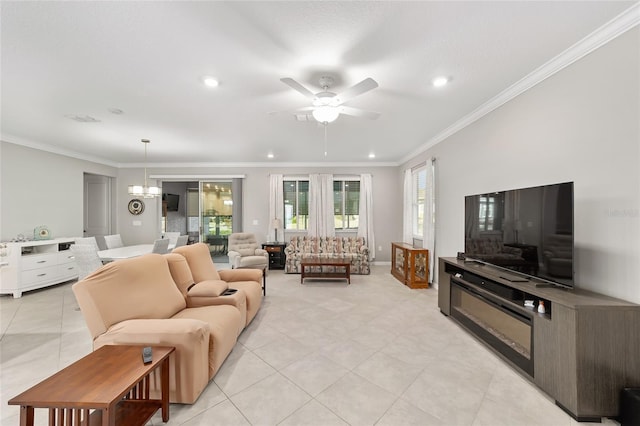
[412,167,427,237]
[334,180,359,230]
[284,180,309,230]
[478,193,504,232]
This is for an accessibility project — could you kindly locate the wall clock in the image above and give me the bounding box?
[128,199,145,215]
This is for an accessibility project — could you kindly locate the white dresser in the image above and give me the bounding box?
[0,238,78,298]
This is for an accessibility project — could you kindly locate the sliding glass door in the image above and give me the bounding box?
[200,181,233,257]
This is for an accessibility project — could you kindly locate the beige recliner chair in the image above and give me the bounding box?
[72,253,243,404]
[227,233,269,270]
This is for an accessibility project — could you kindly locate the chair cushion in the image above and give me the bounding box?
[237,248,255,256]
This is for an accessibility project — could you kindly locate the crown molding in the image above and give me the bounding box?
[119,161,399,168]
[1,134,121,168]
[399,2,640,165]
[2,136,398,168]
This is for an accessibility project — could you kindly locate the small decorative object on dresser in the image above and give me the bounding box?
[33,225,51,240]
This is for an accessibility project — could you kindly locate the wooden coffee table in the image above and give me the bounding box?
[301,258,351,284]
[8,344,174,426]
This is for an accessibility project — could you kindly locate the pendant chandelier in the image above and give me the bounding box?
[128,139,161,198]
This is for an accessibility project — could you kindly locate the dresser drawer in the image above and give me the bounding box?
[21,253,58,271]
[21,265,59,284]
[58,263,78,279]
[264,246,282,253]
[58,250,75,264]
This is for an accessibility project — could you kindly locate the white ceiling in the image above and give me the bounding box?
[1,1,636,166]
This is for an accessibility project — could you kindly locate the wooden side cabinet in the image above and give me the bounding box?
[391,242,429,289]
[262,242,286,270]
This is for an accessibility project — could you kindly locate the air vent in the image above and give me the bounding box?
[65,114,101,123]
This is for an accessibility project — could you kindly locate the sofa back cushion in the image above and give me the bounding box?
[287,236,365,254]
[173,243,221,282]
[164,253,194,297]
[72,254,187,339]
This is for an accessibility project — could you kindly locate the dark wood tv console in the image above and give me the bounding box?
[439,257,640,422]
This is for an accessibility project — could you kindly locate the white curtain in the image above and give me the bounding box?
[268,174,284,242]
[422,158,436,283]
[402,168,413,243]
[308,174,335,237]
[357,174,375,260]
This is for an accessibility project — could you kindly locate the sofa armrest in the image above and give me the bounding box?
[255,248,268,256]
[94,318,210,404]
[219,268,263,283]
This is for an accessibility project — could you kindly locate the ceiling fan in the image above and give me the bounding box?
[280,75,380,123]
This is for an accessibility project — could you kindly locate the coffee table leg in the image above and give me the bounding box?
[161,357,170,422]
[19,405,34,426]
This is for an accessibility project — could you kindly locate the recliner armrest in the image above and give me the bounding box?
[255,248,268,256]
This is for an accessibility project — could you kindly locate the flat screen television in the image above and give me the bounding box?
[163,193,179,212]
[464,181,574,288]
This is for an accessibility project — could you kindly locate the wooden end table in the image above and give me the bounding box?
[300,258,351,284]
[8,344,175,426]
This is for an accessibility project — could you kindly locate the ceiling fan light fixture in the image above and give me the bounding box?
[202,76,219,88]
[312,106,340,123]
[432,76,449,87]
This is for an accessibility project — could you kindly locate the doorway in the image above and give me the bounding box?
[201,181,233,263]
[83,173,112,248]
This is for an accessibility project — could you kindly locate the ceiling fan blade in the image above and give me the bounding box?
[280,78,316,100]
[340,106,381,120]
[336,78,378,104]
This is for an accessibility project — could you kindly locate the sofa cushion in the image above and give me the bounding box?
[173,305,242,378]
[165,253,195,297]
[72,254,187,339]
[173,243,221,281]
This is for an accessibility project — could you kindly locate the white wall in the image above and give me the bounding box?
[119,165,400,261]
[1,148,399,261]
[0,142,117,241]
[402,28,640,303]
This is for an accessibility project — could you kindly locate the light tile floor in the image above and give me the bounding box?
[0,265,618,425]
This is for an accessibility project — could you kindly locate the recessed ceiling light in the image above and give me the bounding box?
[432,76,449,87]
[368,153,376,159]
[202,76,219,88]
[267,153,274,159]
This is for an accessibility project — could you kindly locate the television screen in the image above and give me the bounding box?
[163,193,179,212]
[464,182,574,288]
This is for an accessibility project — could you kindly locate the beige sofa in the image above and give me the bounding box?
[72,244,263,404]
